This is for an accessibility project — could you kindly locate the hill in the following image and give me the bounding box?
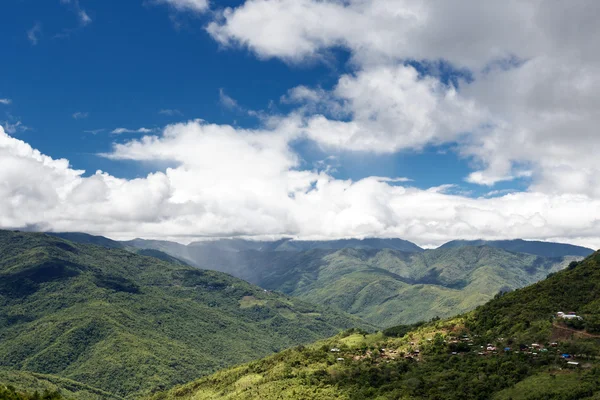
[48,233,189,266]
[42,233,590,327]
[153,251,600,400]
[122,237,424,268]
[211,246,577,327]
[439,239,594,258]
[0,231,370,398]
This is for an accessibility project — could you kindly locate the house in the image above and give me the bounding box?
[330,348,340,352]
[567,361,580,367]
[561,354,572,359]
[336,357,345,361]
[557,311,583,320]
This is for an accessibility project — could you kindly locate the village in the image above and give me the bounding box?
[326,311,597,370]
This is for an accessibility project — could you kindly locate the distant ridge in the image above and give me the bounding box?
[439,238,594,258]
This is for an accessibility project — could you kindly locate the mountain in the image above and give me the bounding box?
[122,237,424,268]
[0,231,370,398]
[49,233,189,266]
[439,238,594,258]
[206,246,579,327]
[153,251,600,400]
[46,233,585,327]
[270,238,424,252]
[46,232,124,249]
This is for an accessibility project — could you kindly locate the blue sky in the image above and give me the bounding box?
[0,0,598,247]
[0,0,521,194]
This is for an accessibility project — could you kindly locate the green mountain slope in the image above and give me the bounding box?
[0,369,120,400]
[439,238,594,258]
[154,251,600,400]
[44,233,588,327]
[222,247,577,327]
[0,231,370,399]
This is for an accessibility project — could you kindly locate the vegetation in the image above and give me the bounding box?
[0,369,119,400]
[221,246,579,326]
[439,239,594,258]
[58,233,589,327]
[153,250,600,400]
[0,385,63,400]
[0,231,370,398]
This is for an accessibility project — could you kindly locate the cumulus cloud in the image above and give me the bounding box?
[3,0,600,248]
[208,0,600,191]
[2,123,600,248]
[0,99,11,105]
[296,65,485,152]
[111,127,155,135]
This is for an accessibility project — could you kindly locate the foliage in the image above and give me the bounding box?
[0,385,63,400]
[152,251,600,400]
[0,231,369,398]
[229,246,579,327]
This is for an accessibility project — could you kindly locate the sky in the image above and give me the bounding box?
[1,0,599,248]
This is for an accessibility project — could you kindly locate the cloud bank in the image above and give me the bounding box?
[2,122,599,248]
[2,0,600,248]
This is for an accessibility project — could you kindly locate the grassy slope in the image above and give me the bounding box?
[0,369,120,400]
[154,251,600,400]
[0,231,370,399]
[235,247,575,327]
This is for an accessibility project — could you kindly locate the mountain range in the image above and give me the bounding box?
[0,231,369,398]
[153,249,600,400]
[50,232,595,327]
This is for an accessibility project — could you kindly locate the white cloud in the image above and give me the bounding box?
[2,122,600,248]
[1,117,30,135]
[0,99,11,105]
[296,65,485,152]
[27,23,41,45]
[159,109,183,116]
[219,88,241,110]
[72,111,89,119]
[207,0,600,193]
[78,10,92,25]
[61,0,92,26]
[4,0,600,248]
[111,127,155,135]
[84,129,104,135]
[155,0,210,13]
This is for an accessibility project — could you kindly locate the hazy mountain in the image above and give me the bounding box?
[0,231,370,398]
[222,246,578,327]
[46,232,587,327]
[154,251,600,400]
[122,237,423,268]
[439,238,594,257]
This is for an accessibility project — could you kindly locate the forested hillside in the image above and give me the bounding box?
[217,246,578,326]
[0,231,369,398]
[154,251,600,400]
[47,233,584,327]
[440,239,594,258]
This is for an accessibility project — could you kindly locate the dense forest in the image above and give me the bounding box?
[152,251,600,400]
[0,231,368,398]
